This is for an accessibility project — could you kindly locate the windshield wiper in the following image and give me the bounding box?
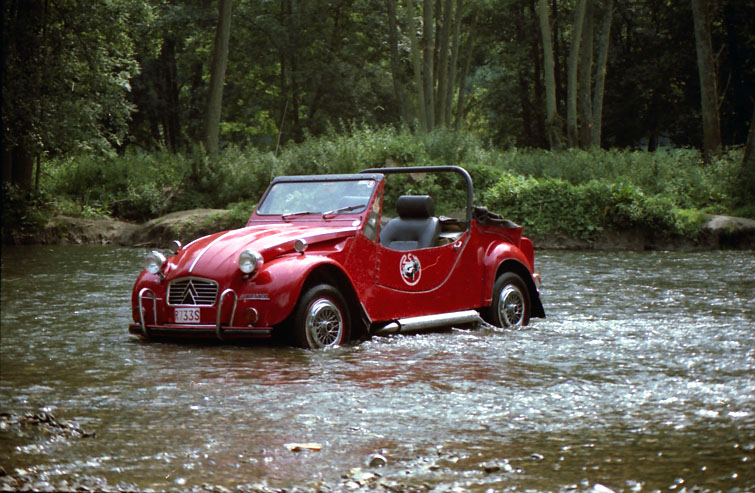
[322,204,367,219]
[281,210,320,220]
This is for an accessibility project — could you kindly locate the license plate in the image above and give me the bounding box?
[174,307,200,324]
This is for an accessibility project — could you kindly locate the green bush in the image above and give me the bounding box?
[43,150,186,221]
[170,144,273,213]
[487,146,747,215]
[41,144,275,220]
[30,125,750,246]
[482,175,706,243]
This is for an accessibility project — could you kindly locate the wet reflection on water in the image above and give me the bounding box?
[1,246,753,491]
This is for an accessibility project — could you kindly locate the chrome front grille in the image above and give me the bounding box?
[167,278,219,306]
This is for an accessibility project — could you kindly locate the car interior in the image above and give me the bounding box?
[379,195,440,251]
[378,194,468,251]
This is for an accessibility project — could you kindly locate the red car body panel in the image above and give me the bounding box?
[129,166,544,344]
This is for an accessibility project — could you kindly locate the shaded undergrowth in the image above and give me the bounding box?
[3,126,752,245]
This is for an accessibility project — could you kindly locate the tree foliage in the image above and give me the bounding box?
[2,0,753,191]
[2,0,142,187]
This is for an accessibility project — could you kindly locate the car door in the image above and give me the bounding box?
[357,171,476,322]
[366,228,471,322]
[376,236,467,293]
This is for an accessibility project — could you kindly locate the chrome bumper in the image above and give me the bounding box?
[133,287,272,341]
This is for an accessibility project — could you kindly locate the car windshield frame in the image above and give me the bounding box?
[255,175,380,218]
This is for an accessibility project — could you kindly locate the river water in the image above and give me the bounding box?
[1,245,753,492]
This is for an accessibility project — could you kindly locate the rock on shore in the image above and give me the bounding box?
[119,209,244,247]
[6,209,243,247]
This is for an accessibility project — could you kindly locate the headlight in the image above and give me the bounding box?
[238,249,263,274]
[145,251,167,275]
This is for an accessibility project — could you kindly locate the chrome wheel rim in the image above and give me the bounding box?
[305,299,344,347]
[498,284,525,327]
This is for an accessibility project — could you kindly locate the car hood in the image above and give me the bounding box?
[165,223,357,279]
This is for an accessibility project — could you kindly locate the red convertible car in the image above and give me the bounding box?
[129,166,544,348]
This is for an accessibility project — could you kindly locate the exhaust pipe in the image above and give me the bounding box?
[374,310,485,336]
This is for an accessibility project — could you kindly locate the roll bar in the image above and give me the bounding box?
[359,166,474,227]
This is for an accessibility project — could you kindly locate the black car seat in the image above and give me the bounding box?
[379,195,441,250]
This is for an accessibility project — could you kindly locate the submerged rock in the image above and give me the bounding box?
[367,453,388,467]
[0,411,94,438]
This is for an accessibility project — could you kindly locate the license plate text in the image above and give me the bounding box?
[175,307,200,323]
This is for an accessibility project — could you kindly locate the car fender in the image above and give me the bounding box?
[481,242,534,304]
[250,254,357,327]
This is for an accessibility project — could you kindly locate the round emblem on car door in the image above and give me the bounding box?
[399,253,421,286]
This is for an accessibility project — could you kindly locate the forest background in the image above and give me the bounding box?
[2,0,754,246]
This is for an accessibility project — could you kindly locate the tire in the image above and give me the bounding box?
[488,272,531,328]
[293,284,351,348]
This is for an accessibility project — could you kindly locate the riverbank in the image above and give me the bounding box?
[3,209,754,250]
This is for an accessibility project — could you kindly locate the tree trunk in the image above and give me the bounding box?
[436,0,453,127]
[742,106,755,197]
[454,13,476,131]
[407,0,427,130]
[444,0,462,127]
[528,0,546,148]
[433,0,442,87]
[307,6,345,124]
[423,0,436,130]
[203,0,232,154]
[515,1,533,145]
[538,0,563,149]
[278,48,288,144]
[691,0,722,160]
[289,50,302,142]
[578,0,593,149]
[9,147,34,190]
[3,0,42,190]
[185,60,203,144]
[385,0,408,124]
[566,0,588,148]
[591,0,613,148]
[745,107,755,165]
[552,0,564,112]
[277,0,289,145]
[160,38,181,152]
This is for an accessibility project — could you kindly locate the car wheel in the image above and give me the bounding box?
[489,272,530,328]
[293,284,351,349]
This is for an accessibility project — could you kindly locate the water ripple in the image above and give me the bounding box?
[1,247,753,491]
